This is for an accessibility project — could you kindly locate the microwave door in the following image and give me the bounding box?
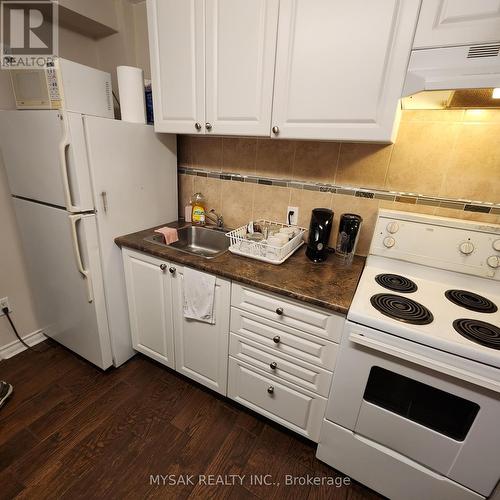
[10,68,53,109]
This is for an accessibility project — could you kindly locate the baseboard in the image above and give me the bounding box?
[0,330,47,360]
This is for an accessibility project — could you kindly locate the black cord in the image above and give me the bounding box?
[2,307,37,352]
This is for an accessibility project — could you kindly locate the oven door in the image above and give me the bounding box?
[326,321,500,497]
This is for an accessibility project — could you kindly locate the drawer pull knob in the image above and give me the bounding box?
[267,385,275,394]
[276,307,284,316]
[273,335,281,344]
[270,362,277,370]
[160,264,167,271]
[169,267,176,274]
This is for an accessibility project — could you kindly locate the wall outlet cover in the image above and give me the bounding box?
[287,206,299,225]
[0,297,11,316]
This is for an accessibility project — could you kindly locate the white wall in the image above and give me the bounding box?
[0,0,150,352]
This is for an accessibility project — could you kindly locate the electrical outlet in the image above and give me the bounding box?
[0,297,11,316]
[287,206,299,226]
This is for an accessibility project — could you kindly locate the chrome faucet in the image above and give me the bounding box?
[206,208,224,228]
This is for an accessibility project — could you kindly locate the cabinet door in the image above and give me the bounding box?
[205,0,279,136]
[122,249,175,368]
[271,0,421,142]
[172,265,231,395]
[147,0,205,134]
[414,0,500,49]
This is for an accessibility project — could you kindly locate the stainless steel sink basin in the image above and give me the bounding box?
[144,225,229,259]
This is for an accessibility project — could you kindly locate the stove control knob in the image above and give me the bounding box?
[386,222,399,234]
[459,241,474,255]
[487,255,500,269]
[493,239,500,252]
[383,236,395,248]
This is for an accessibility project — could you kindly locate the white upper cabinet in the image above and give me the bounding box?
[148,0,278,136]
[270,0,421,142]
[205,0,279,136]
[414,0,500,49]
[147,0,205,134]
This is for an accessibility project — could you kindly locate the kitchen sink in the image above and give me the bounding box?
[144,225,229,259]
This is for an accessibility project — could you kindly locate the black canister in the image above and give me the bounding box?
[306,208,334,263]
[336,213,363,263]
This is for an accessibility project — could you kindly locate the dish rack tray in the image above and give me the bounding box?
[225,219,306,265]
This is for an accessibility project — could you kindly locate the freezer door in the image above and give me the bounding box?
[84,117,177,366]
[13,198,113,369]
[0,110,94,211]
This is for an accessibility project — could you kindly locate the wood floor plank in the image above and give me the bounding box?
[27,361,138,441]
[17,377,185,499]
[0,383,69,446]
[242,424,293,499]
[0,429,39,473]
[9,381,139,486]
[0,346,82,421]
[188,426,257,499]
[0,471,26,499]
[0,347,383,500]
[60,408,188,498]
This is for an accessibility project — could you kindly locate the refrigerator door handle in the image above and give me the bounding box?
[69,214,94,303]
[59,118,81,213]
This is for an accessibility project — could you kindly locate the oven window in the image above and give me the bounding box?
[363,367,480,441]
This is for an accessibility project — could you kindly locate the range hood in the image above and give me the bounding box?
[403,43,500,97]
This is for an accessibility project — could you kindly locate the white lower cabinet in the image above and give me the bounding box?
[171,265,230,395]
[228,283,343,443]
[122,250,344,442]
[228,357,328,442]
[122,249,230,393]
[122,248,175,368]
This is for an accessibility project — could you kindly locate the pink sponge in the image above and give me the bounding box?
[154,227,179,245]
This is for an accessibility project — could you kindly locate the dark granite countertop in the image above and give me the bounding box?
[115,222,365,315]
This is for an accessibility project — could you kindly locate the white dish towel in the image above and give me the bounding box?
[183,267,216,324]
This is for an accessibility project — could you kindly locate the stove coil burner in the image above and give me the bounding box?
[375,274,418,293]
[453,319,500,350]
[370,294,434,325]
[445,290,497,314]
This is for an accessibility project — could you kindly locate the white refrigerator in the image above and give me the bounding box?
[0,110,178,369]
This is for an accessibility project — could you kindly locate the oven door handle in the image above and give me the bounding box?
[349,332,500,394]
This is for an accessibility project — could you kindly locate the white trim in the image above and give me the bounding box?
[0,330,47,360]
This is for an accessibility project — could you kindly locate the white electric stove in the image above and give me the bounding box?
[317,210,500,500]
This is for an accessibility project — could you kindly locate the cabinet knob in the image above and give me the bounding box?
[195,122,202,131]
[272,126,279,135]
[273,335,281,344]
[205,122,213,131]
[267,385,275,394]
[276,307,284,316]
[270,361,277,370]
[160,264,167,271]
[169,267,176,274]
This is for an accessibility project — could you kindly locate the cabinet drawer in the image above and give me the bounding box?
[230,334,333,397]
[228,357,327,442]
[231,283,344,341]
[230,308,338,370]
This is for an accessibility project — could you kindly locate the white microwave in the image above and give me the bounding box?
[10,58,114,118]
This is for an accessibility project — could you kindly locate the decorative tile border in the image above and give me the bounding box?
[179,166,500,215]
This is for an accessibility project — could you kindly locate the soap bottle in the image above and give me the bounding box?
[191,192,206,225]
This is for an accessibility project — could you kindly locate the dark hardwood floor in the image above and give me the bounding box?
[0,341,383,499]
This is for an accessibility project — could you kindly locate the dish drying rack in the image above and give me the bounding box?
[225,219,306,265]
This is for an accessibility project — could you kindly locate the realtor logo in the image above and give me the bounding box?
[1,0,58,68]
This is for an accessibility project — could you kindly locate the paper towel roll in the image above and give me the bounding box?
[117,66,146,124]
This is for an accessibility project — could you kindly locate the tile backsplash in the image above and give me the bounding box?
[177,109,500,256]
